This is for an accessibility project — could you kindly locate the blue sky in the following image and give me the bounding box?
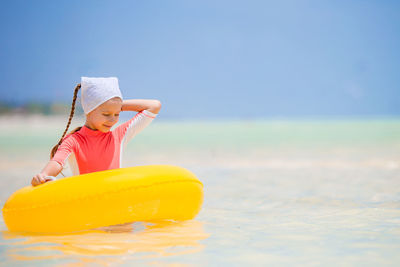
[0,0,399,119]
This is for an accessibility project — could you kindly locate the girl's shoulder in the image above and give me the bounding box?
[61,128,82,143]
[60,133,76,144]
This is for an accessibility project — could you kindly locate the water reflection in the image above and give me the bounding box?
[2,220,209,265]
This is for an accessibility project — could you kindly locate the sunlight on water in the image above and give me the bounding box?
[1,220,209,266]
[0,116,400,266]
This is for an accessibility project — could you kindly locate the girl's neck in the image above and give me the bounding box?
[84,123,98,131]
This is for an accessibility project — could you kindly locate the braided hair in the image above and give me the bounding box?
[50,83,82,159]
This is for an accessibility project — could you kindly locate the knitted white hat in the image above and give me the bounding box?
[81,77,123,114]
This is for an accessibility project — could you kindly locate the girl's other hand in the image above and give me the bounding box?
[31,173,48,186]
[31,161,62,186]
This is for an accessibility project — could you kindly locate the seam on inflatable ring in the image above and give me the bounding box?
[3,179,203,213]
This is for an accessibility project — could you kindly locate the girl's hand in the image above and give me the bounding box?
[31,161,62,186]
[31,173,48,186]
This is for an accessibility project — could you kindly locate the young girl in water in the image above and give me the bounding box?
[31,77,161,186]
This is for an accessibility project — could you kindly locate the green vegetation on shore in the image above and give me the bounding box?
[0,101,83,116]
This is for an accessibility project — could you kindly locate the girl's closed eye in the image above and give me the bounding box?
[102,113,119,116]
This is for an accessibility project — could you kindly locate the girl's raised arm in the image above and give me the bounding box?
[121,99,161,114]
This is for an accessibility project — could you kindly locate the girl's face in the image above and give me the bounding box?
[85,97,123,132]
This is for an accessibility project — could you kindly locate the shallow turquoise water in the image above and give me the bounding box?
[0,117,399,266]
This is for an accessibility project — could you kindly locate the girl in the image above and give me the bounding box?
[31,77,161,186]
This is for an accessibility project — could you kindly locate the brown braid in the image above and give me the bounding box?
[50,83,81,159]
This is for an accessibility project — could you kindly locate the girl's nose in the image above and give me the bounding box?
[108,116,118,123]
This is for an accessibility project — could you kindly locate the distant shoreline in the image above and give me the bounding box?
[1,113,400,126]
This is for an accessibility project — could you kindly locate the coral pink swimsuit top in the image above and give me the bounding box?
[51,110,157,175]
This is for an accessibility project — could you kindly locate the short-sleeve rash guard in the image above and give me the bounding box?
[51,110,157,175]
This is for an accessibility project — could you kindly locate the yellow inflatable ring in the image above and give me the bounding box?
[2,165,203,233]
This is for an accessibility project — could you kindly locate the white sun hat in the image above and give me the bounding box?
[80,77,123,114]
